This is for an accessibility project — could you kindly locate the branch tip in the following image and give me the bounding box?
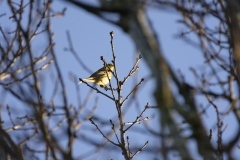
[110,31,114,37]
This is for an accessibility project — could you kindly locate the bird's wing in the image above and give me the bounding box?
[89,67,111,77]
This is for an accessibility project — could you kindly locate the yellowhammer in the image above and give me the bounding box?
[78,64,114,86]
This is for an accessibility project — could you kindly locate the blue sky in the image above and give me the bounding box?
[0,0,239,159]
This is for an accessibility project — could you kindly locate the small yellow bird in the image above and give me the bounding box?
[78,64,114,86]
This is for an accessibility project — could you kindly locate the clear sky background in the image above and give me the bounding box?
[0,0,239,159]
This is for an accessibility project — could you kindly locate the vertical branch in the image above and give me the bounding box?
[109,32,130,160]
[205,94,223,159]
[225,0,240,85]
[45,14,73,160]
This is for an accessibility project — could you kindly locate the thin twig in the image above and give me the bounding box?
[124,103,149,132]
[131,141,148,159]
[110,119,121,144]
[89,118,120,147]
[121,78,145,106]
[79,78,114,101]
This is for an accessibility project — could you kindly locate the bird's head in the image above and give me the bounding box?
[107,64,114,70]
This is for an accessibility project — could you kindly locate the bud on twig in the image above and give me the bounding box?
[110,31,114,38]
